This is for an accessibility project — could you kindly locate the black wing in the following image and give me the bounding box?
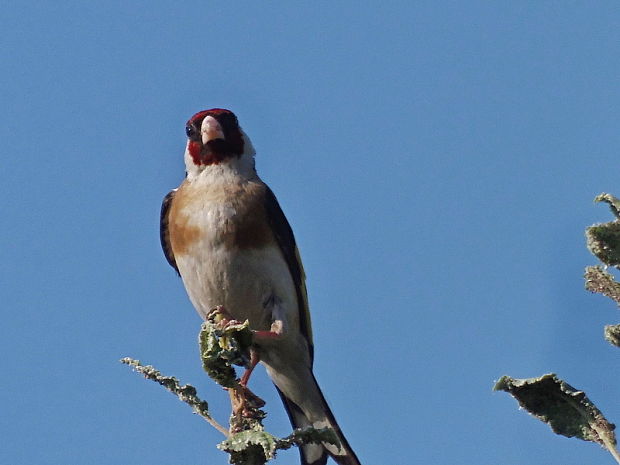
[263,186,314,362]
[160,189,179,275]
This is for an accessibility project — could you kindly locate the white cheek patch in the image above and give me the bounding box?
[239,129,256,156]
[184,146,204,177]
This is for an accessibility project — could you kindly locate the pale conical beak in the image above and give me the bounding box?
[201,115,225,145]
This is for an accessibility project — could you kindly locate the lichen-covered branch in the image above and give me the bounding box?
[217,426,340,465]
[587,193,620,268]
[604,325,620,348]
[120,357,229,437]
[122,307,338,464]
[585,266,620,306]
[594,193,620,220]
[585,193,620,349]
[274,427,340,451]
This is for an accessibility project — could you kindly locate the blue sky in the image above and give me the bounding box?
[3,2,620,464]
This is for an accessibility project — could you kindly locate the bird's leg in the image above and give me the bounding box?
[239,348,260,387]
[252,293,286,341]
[240,322,284,396]
[229,387,244,418]
[240,299,285,385]
[253,297,285,340]
[229,383,266,416]
[229,364,266,424]
[231,302,285,418]
[209,303,284,419]
[207,307,268,420]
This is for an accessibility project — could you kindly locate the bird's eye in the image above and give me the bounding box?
[186,125,196,138]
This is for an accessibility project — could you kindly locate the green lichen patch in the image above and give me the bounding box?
[199,309,254,388]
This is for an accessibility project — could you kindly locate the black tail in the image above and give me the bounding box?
[274,371,361,465]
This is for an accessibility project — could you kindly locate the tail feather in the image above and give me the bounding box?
[275,385,329,465]
[273,371,361,465]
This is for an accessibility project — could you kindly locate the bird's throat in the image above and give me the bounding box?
[188,140,227,166]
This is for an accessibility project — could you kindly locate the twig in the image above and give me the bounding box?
[120,357,229,437]
[595,425,620,465]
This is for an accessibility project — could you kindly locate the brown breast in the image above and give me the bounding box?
[168,178,274,256]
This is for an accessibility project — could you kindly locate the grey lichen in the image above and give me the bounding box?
[594,193,620,220]
[219,430,278,465]
[275,427,340,452]
[585,194,620,349]
[586,193,620,268]
[584,266,620,306]
[604,324,620,348]
[217,427,339,465]
[120,357,228,436]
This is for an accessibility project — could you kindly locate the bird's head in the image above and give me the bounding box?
[184,109,255,171]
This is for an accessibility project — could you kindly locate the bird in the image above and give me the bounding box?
[160,108,361,465]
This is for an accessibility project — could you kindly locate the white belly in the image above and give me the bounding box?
[176,241,297,332]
